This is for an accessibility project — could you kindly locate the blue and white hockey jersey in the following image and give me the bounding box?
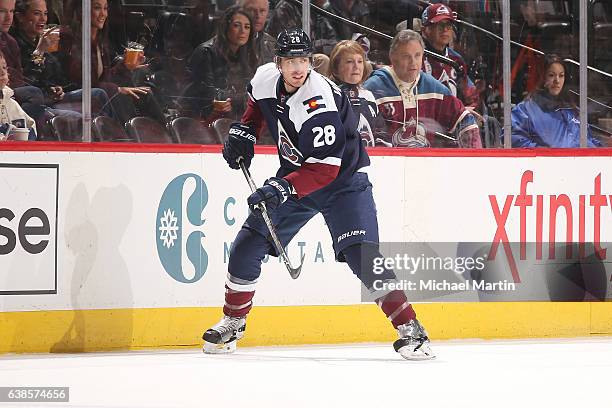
[242,62,370,199]
[338,82,383,147]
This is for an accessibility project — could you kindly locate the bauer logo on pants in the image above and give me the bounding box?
[156,174,208,283]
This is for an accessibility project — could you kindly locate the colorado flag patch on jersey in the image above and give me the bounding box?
[303,95,326,113]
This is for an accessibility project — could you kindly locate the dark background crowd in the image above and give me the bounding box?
[0,0,610,147]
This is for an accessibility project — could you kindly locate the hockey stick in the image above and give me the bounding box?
[239,160,304,279]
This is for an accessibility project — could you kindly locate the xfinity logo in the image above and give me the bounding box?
[488,170,611,284]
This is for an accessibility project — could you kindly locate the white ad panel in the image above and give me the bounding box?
[0,151,610,312]
[399,156,612,243]
[0,164,58,294]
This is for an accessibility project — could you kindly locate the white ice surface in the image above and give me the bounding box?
[0,338,611,408]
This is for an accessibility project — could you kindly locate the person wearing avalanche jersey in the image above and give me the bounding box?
[420,3,480,109]
[364,29,481,148]
[202,28,435,361]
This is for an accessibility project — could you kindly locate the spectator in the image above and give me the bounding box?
[267,0,339,55]
[420,3,479,109]
[324,0,370,41]
[148,11,196,63]
[238,0,275,63]
[141,11,196,116]
[0,0,21,85]
[181,5,256,122]
[12,0,108,118]
[505,55,602,148]
[60,0,164,124]
[363,29,481,148]
[0,0,46,127]
[328,39,381,146]
[0,50,36,139]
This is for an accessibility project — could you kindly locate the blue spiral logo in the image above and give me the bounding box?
[156,174,208,283]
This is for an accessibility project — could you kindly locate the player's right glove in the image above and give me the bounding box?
[222,122,256,169]
[247,177,293,213]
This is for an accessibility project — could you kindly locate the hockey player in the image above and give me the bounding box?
[203,28,435,360]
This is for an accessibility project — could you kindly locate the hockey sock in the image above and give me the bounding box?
[223,284,255,317]
[376,290,416,329]
[222,227,274,317]
[342,243,416,328]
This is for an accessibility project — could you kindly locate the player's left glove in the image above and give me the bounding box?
[247,177,293,213]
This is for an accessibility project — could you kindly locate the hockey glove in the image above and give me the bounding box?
[222,122,256,169]
[247,177,293,213]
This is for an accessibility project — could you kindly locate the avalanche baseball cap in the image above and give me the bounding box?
[421,3,457,26]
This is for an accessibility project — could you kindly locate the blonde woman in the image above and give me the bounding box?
[328,40,382,146]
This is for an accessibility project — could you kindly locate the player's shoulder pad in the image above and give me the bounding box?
[249,62,281,101]
[287,70,340,133]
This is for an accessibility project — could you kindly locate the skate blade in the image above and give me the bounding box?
[203,340,237,354]
[398,344,436,361]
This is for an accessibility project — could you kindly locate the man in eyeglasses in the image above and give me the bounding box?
[421,3,480,109]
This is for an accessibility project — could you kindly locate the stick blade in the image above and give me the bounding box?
[288,253,306,279]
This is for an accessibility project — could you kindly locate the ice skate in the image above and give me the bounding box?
[393,319,435,360]
[202,315,246,354]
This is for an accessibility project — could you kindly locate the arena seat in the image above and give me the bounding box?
[126,117,174,144]
[171,117,222,144]
[92,116,136,142]
[50,116,83,142]
[212,118,234,142]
